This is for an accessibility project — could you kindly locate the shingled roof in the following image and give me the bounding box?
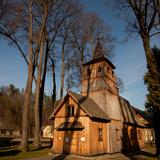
[119,97,147,127]
[131,106,152,123]
[50,91,110,121]
[83,40,115,69]
[93,39,105,59]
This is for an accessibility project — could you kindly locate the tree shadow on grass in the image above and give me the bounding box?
[0,149,21,157]
[124,150,157,160]
[51,154,68,160]
[29,144,51,151]
[137,150,156,157]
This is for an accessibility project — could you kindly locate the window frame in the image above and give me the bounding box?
[98,128,103,141]
[115,129,120,141]
[138,129,142,140]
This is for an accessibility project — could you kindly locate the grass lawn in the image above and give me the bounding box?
[0,146,51,160]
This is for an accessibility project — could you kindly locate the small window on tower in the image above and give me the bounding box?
[97,66,102,72]
[107,67,110,73]
[112,71,114,77]
[87,68,91,75]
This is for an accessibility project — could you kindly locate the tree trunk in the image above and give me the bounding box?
[155,0,160,23]
[60,44,65,99]
[21,67,34,151]
[33,33,44,148]
[21,0,34,151]
[67,64,70,91]
[39,40,49,129]
[153,108,160,157]
[52,62,56,106]
[141,34,153,67]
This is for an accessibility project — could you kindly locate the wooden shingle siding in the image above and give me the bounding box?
[89,120,108,154]
[53,116,90,155]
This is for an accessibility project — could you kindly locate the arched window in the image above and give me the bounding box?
[68,105,74,116]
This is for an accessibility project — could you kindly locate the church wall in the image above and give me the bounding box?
[144,128,154,144]
[137,128,145,148]
[87,90,122,121]
[53,116,90,155]
[121,124,145,153]
[53,95,92,155]
[107,120,123,153]
[89,119,108,155]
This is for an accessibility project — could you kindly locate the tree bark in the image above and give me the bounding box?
[155,0,160,23]
[32,1,48,148]
[60,42,65,99]
[67,64,70,91]
[33,32,45,148]
[39,40,49,129]
[52,62,56,106]
[141,33,153,67]
[21,0,34,151]
[153,109,160,157]
[49,55,56,106]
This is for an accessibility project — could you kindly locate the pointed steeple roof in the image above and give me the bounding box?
[83,38,115,69]
[93,38,104,59]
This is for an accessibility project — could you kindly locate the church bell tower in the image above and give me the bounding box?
[81,39,122,120]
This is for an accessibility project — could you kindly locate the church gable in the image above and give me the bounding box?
[50,91,110,121]
[53,94,87,118]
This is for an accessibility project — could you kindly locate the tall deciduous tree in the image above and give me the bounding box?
[108,0,160,156]
[0,0,48,150]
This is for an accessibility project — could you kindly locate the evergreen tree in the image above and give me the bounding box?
[144,47,160,157]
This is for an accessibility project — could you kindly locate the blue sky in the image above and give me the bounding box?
[81,0,149,110]
[0,0,153,110]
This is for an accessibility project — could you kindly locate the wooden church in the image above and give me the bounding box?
[49,40,151,155]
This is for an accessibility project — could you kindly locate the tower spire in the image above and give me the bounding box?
[93,38,104,59]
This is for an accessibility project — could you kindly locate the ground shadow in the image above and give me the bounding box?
[0,149,21,157]
[51,154,68,160]
[137,150,156,157]
[30,145,51,151]
[126,150,157,160]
